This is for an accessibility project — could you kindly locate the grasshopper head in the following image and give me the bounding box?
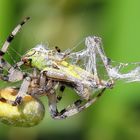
[22,45,49,69]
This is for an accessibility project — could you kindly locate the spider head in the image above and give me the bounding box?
[22,45,49,70]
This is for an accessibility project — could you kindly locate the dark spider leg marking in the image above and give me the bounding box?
[55,46,61,53]
[48,88,106,119]
[57,85,65,101]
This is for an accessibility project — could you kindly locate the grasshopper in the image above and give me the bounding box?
[0,17,140,120]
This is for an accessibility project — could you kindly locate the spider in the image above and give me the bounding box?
[1,17,137,120]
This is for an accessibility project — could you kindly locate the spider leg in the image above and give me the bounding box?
[0,17,30,82]
[45,80,62,103]
[0,60,25,83]
[1,17,30,54]
[39,72,59,93]
[0,75,32,106]
[48,88,106,119]
[47,90,59,118]
[12,76,31,106]
[0,61,24,82]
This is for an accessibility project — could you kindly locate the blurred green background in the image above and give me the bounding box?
[0,0,140,140]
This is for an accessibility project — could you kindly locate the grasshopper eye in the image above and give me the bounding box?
[22,58,32,65]
[28,58,32,64]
